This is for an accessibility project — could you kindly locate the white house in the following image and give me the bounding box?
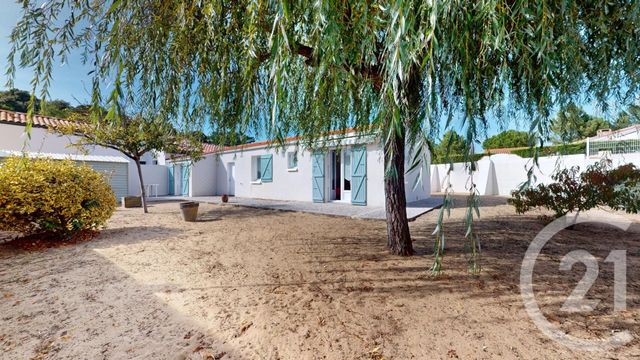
[589,125,640,141]
[168,131,431,207]
[0,109,168,198]
[586,124,640,158]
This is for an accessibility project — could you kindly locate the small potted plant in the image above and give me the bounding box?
[221,194,229,203]
[179,201,199,221]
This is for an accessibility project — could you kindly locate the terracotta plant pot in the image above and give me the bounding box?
[221,194,229,203]
[179,201,199,222]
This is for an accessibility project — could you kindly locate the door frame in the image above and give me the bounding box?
[226,162,235,196]
[340,148,352,202]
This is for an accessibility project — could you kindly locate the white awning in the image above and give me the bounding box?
[0,149,130,163]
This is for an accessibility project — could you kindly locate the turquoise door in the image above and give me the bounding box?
[168,166,175,195]
[312,152,325,202]
[351,146,367,205]
[181,164,190,196]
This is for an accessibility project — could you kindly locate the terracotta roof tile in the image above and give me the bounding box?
[0,109,74,128]
[202,143,222,154]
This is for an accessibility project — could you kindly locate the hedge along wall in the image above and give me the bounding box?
[430,143,587,164]
[430,152,640,196]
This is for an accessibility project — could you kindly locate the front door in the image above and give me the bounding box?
[331,150,341,200]
[227,163,235,196]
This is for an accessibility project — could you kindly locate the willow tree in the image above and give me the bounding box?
[9,1,640,261]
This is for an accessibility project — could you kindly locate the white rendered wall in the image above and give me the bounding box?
[191,155,217,196]
[0,123,167,196]
[211,139,431,207]
[431,153,640,196]
[216,145,315,202]
[128,165,169,197]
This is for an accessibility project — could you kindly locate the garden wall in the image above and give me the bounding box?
[128,165,169,197]
[430,153,640,196]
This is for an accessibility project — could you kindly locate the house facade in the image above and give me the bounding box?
[0,110,168,198]
[169,132,431,207]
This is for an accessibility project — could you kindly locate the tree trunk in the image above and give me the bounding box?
[384,131,413,256]
[134,156,149,213]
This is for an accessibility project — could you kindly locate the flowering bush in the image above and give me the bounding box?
[509,162,640,219]
[0,156,116,238]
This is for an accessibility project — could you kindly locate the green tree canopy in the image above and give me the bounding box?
[482,130,530,150]
[60,110,203,213]
[0,88,33,112]
[432,130,469,163]
[613,104,640,130]
[9,1,640,266]
[550,103,611,143]
[0,88,83,118]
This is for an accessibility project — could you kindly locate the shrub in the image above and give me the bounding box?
[0,156,116,238]
[509,162,640,219]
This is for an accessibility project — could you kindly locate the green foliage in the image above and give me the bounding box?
[61,112,202,162]
[509,143,586,158]
[550,103,611,143]
[431,153,486,165]
[483,130,530,149]
[59,111,203,213]
[8,1,640,149]
[509,163,640,219]
[0,88,33,112]
[612,104,640,130]
[0,88,83,118]
[431,130,472,164]
[206,131,255,146]
[0,156,116,237]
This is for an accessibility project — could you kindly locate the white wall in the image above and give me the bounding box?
[191,155,217,196]
[0,123,166,196]
[404,144,432,203]
[216,145,315,202]
[431,153,640,196]
[208,138,431,207]
[128,165,169,197]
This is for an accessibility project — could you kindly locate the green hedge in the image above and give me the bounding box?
[509,143,586,157]
[431,153,487,164]
[430,143,586,164]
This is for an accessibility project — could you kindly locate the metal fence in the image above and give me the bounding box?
[587,139,640,157]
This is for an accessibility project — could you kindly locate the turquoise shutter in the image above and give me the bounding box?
[181,164,190,195]
[260,154,273,182]
[351,146,367,205]
[168,165,174,195]
[312,152,325,202]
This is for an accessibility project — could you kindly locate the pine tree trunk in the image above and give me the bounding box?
[384,131,413,256]
[134,157,149,214]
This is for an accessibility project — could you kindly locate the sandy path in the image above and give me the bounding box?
[0,197,638,359]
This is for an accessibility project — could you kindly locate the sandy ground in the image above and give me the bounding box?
[0,197,639,360]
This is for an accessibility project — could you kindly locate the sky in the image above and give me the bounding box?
[0,2,95,105]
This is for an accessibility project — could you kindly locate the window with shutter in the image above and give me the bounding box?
[260,154,273,182]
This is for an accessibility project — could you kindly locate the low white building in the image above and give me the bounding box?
[0,110,168,198]
[589,125,640,141]
[168,131,431,207]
